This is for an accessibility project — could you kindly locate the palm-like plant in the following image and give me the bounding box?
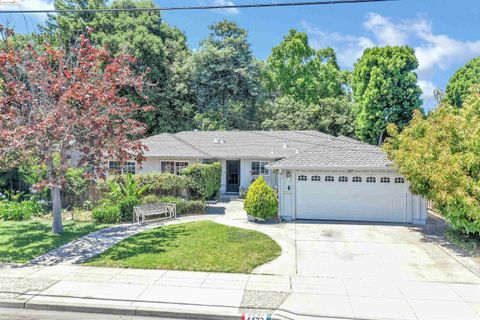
[106,174,148,202]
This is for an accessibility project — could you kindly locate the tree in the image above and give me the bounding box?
[0,32,149,233]
[261,96,355,136]
[352,46,423,145]
[44,0,195,134]
[383,87,480,234]
[264,29,346,104]
[444,56,480,108]
[187,20,264,130]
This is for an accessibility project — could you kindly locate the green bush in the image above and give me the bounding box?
[0,199,46,221]
[135,173,189,196]
[92,204,122,224]
[244,177,278,220]
[181,162,221,200]
[142,194,159,204]
[158,196,206,215]
[118,196,140,222]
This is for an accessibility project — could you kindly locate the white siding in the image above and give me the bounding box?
[138,157,200,174]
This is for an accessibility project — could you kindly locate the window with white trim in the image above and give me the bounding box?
[124,161,136,174]
[338,176,348,182]
[366,177,376,183]
[352,176,362,183]
[251,161,269,176]
[380,177,390,183]
[325,176,334,182]
[109,161,136,175]
[395,177,405,184]
[175,162,189,175]
[311,175,321,181]
[108,161,121,174]
[298,175,307,181]
[161,161,189,175]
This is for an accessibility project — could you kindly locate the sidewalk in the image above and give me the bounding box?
[1,265,479,319]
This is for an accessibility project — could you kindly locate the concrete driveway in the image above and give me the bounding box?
[293,221,480,283]
[213,199,480,283]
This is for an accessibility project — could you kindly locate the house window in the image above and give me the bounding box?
[338,176,348,182]
[298,175,307,181]
[161,161,175,174]
[108,161,121,174]
[366,177,376,183]
[109,160,136,175]
[124,161,136,174]
[175,162,189,175]
[251,161,269,176]
[395,177,405,184]
[161,161,189,175]
[352,176,362,183]
[380,177,390,183]
[311,175,321,181]
[325,176,334,182]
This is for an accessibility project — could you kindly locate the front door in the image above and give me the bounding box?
[226,160,240,193]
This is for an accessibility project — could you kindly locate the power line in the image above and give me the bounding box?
[0,0,396,14]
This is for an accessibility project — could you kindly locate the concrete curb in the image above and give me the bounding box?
[0,298,242,320]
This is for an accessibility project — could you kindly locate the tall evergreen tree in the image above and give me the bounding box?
[264,29,346,104]
[187,20,264,130]
[352,46,423,145]
[444,56,480,108]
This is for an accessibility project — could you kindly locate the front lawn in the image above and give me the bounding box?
[84,221,281,273]
[0,220,109,263]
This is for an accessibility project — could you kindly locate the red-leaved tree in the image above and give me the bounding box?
[0,29,150,234]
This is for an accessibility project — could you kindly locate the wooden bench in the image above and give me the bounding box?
[133,203,176,223]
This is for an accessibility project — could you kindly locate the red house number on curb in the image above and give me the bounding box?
[241,314,272,320]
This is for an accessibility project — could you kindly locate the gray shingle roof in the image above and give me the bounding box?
[141,130,391,168]
[267,137,391,169]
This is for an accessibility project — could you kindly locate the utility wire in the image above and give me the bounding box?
[0,0,396,14]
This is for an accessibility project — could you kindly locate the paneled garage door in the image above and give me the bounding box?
[295,173,408,222]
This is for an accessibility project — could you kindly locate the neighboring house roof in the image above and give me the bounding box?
[267,138,391,170]
[141,130,391,169]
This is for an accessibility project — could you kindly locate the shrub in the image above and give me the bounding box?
[92,204,121,224]
[142,194,159,204]
[183,200,206,215]
[118,196,140,222]
[135,173,189,196]
[181,162,221,200]
[244,177,278,220]
[0,199,45,221]
[158,196,206,215]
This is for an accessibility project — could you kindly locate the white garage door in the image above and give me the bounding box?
[295,173,408,222]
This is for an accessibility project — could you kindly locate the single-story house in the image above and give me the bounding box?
[116,130,426,224]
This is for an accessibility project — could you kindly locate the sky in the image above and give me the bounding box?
[1,0,479,110]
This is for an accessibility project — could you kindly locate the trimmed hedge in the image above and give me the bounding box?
[181,162,221,200]
[244,177,278,220]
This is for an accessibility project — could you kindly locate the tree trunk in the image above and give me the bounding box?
[51,186,63,234]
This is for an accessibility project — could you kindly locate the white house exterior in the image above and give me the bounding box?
[130,130,427,224]
[267,138,427,224]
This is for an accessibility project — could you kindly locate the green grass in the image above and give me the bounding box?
[84,221,281,273]
[0,220,110,263]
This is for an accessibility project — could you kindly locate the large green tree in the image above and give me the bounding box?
[264,29,346,105]
[261,96,355,137]
[352,46,423,145]
[444,56,480,108]
[44,0,195,134]
[384,88,480,234]
[187,20,264,130]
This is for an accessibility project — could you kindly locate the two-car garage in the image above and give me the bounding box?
[295,173,409,223]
